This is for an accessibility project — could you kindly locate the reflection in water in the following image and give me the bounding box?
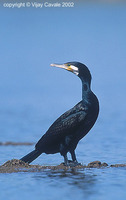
[32,169,98,198]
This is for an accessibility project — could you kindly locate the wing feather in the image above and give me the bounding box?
[46,101,87,136]
[36,101,87,150]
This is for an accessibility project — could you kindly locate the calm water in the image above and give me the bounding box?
[1,2,126,200]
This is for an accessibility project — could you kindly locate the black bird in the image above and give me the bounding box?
[20,62,99,166]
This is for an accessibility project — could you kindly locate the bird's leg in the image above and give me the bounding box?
[71,150,77,162]
[63,152,81,167]
[63,154,69,166]
[63,154,77,167]
[70,150,81,166]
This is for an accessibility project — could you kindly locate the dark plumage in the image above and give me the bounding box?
[20,62,99,166]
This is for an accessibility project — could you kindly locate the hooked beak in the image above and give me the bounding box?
[50,63,74,72]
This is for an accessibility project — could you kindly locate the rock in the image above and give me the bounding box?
[110,164,126,167]
[87,161,108,168]
[102,162,108,167]
[2,159,30,167]
[1,159,126,174]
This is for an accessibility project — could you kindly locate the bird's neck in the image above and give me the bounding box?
[82,81,91,105]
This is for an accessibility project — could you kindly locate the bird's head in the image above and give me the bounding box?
[51,61,92,86]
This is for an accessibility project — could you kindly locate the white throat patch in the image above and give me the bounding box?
[71,65,79,76]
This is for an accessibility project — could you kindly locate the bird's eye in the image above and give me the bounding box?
[67,64,71,67]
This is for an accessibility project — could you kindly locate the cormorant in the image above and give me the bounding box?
[20,62,99,166]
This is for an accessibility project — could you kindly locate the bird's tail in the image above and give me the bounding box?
[20,149,42,163]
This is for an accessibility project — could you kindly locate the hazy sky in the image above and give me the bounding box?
[0,2,126,118]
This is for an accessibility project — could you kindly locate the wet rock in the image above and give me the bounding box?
[1,159,126,174]
[2,159,30,167]
[0,159,42,173]
[102,162,109,167]
[110,164,126,167]
[0,159,86,173]
[87,161,108,168]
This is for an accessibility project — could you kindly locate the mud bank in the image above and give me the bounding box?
[0,159,126,173]
[0,142,34,146]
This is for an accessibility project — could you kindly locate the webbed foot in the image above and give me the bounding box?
[64,160,82,167]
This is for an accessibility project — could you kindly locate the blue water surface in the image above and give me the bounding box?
[0,2,126,200]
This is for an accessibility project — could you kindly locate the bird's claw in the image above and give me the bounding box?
[64,160,82,167]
